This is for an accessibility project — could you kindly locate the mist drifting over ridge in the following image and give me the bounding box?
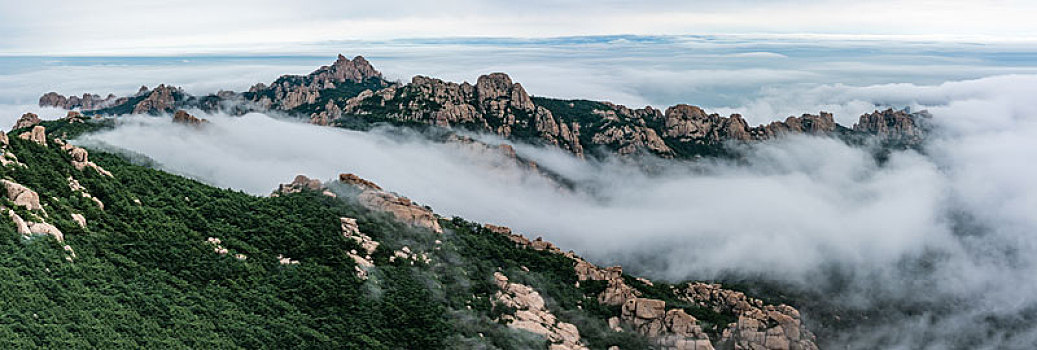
[67,72,1037,348]
[2,0,1037,344]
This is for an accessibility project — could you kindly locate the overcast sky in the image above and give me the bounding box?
[2,0,1036,55]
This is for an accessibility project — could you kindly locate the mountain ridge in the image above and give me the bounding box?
[0,114,822,349]
[38,54,931,160]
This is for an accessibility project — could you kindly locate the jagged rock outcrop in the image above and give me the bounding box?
[662,105,837,145]
[3,207,64,242]
[12,113,42,130]
[172,110,208,126]
[38,84,196,115]
[486,222,818,350]
[341,72,586,157]
[68,176,104,209]
[574,260,640,305]
[621,298,714,350]
[39,92,123,111]
[38,92,67,109]
[133,84,182,114]
[1,180,63,243]
[342,217,378,279]
[272,173,442,234]
[337,173,442,233]
[493,272,589,350]
[331,66,861,158]
[337,173,382,191]
[853,108,930,144]
[485,224,572,255]
[591,119,673,156]
[313,54,383,84]
[679,283,818,350]
[2,179,43,211]
[1,130,24,167]
[18,125,47,146]
[248,54,386,111]
[757,113,837,138]
[56,139,113,177]
[273,174,326,195]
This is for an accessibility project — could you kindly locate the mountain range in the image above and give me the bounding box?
[39,55,930,160]
[7,55,936,349]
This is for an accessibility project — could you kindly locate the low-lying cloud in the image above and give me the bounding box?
[74,72,1037,348]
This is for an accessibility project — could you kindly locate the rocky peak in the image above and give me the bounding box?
[316,54,383,83]
[133,84,182,114]
[38,92,67,109]
[475,73,514,100]
[276,175,325,195]
[662,104,729,141]
[39,92,123,111]
[666,104,709,121]
[475,73,535,112]
[172,110,209,126]
[246,54,388,112]
[338,173,382,191]
[12,113,41,130]
[334,173,442,233]
[755,112,837,138]
[853,108,929,143]
[405,75,475,107]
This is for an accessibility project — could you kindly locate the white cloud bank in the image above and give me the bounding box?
[74,73,1037,348]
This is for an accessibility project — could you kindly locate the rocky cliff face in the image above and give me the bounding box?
[852,108,930,145]
[340,73,585,156]
[132,85,183,114]
[247,54,388,111]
